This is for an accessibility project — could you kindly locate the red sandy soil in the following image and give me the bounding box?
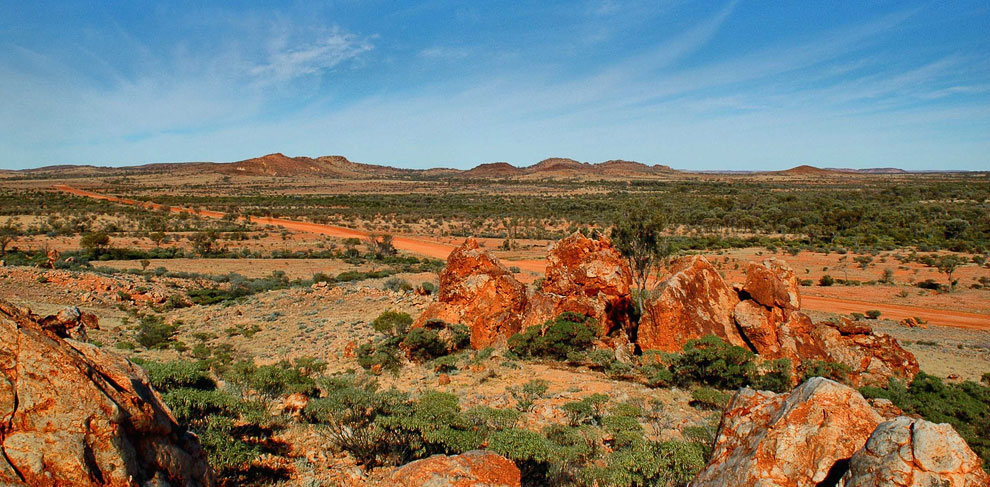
[55,185,988,330]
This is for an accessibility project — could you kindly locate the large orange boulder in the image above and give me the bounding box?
[637,255,745,352]
[812,319,920,387]
[733,301,828,364]
[521,233,633,338]
[414,238,528,348]
[692,377,882,487]
[843,417,990,487]
[385,450,521,487]
[0,299,214,487]
[743,258,801,310]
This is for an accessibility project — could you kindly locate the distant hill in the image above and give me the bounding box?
[5,155,927,181]
[457,157,677,180]
[776,165,839,176]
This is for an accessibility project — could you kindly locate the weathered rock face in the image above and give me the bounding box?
[692,377,882,487]
[414,238,529,349]
[812,319,920,387]
[385,450,521,487]
[842,417,990,487]
[521,233,634,338]
[743,258,801,310]
[0,299,214,487]
[637,255,745,352]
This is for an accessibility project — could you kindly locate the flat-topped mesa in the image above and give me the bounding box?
[637,255,746,352]
[0,299,215,487]
[521,232,634,340]
[412,237,528,349]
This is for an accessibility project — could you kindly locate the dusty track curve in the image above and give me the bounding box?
[801,296,988,330]
[55,185,988,330]
[54,185,547,274]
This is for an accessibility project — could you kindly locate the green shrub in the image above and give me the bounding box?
[140,360,215,391]
[562,393,609,426]
[508,312,597,360]
[198,415,262,472]
[161,388,243,423]
[465,406,520,432]
[401,328,448,362]
[488,428,560,484]
[510,379,550,412]
[135,314,178,349]
[222,358,321,398]
[668,336,756,390]
[379,391,483,458]
[690,387,731,411]
[419,282,436,295]
[581,440,705,487]
[357,337,404,373]
[384,277,413,292]
[818,275,835,286]
[865,309,882,319]
[753,358,793,393]
[799,360,853,385]
[372,310,412,337]
[305,378,414,467]
[401,320,471,362]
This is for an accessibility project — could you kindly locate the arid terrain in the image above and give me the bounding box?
[0,155,988,486]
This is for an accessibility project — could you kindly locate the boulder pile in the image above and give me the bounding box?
[385,450,521,487]
[416,235,918,386]
[693,378,990,487]
[0,298,214,487]
[412,237,529,348]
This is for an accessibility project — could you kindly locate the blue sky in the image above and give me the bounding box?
[1,1,988,170]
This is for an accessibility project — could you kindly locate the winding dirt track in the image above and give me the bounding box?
[55,184,988,330]
[54,184,546,274]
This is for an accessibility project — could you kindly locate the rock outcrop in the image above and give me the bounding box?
[637,255,745,352]
[690,378,988,487]
[812,319,920,387]
[413,238,529,348]
[692,377,882,487]
[385,450,521,487]
[742,258,801,310]
[0,299,214,487]
[843,417,990,487]
[522,233,634,338]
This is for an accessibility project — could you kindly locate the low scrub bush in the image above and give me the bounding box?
[135,314,178,349]
[508,312,597,360]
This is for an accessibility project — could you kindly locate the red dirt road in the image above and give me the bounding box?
[54,185,988,330]
[54,185,547,275]
[802,296,988,331]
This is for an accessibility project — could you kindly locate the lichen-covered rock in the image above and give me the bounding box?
[0,299,214,487]
[521,233,633,338]
[812,319,919,387]
[843,417,990,487]
[384,450,521,487]
[691,377,882,487]
[414,238,529,349]
[743,258,801,310]
[637,255,745,352]
[733,298,783,355]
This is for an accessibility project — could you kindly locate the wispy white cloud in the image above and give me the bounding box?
[249,27,373,82]
[419,46,470,61]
